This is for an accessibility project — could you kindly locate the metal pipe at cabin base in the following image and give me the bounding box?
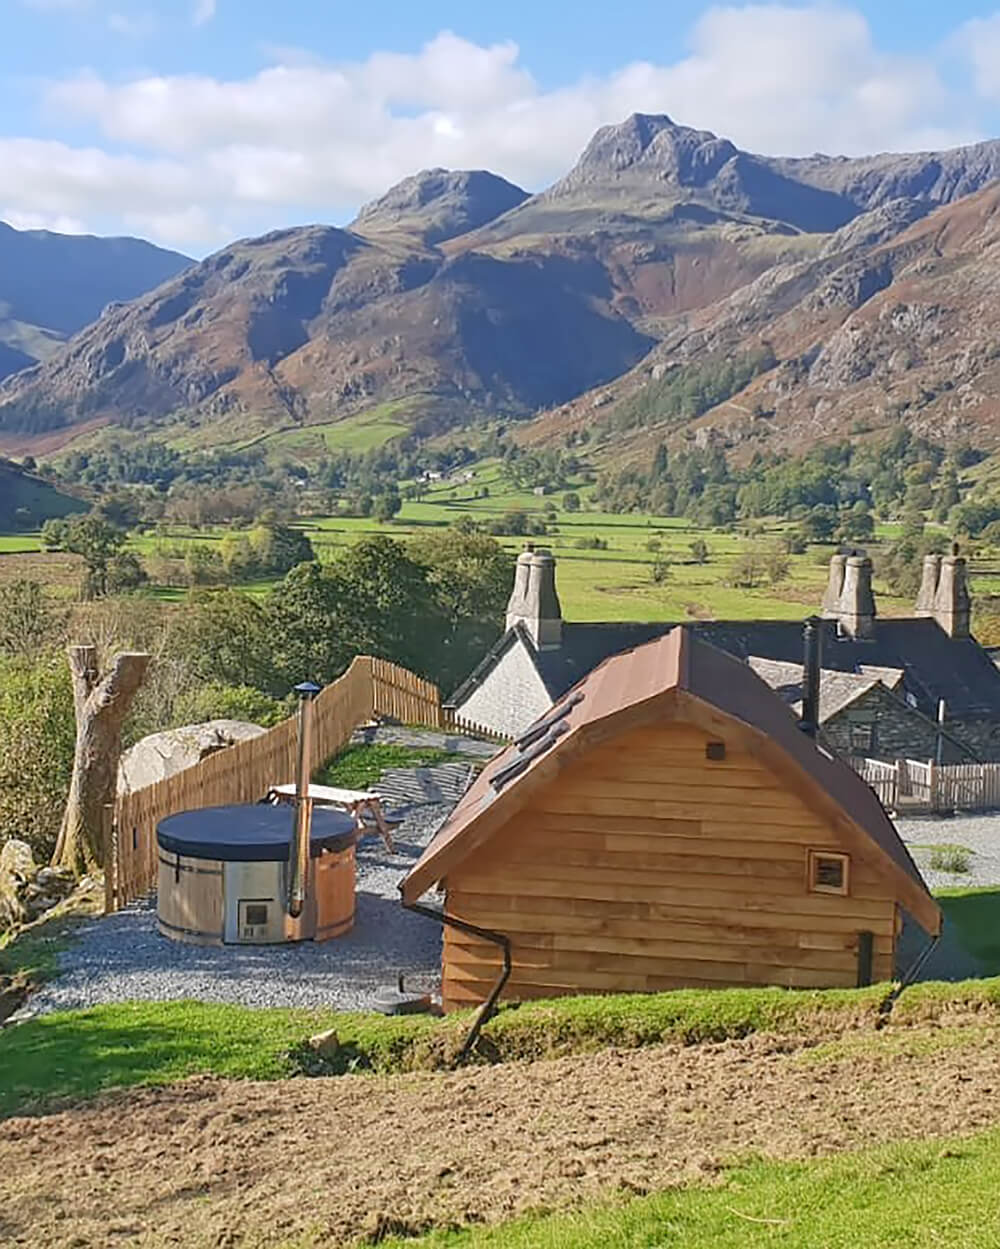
[287,681,321,918]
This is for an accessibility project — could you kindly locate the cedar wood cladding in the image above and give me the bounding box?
[404,629,941,1009]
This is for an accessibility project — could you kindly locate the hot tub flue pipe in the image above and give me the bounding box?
[287,681,321,918]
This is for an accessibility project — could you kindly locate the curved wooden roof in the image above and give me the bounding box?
[403,627,940,935]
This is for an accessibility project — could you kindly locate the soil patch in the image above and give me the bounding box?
[3,1022,1000,1248]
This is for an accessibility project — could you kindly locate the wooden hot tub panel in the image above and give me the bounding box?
[157,853,225,946]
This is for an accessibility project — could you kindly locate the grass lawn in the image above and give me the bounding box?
[314,742,468,789]
[387,1127,1000,1248]
[0,1002,330,1114]
[5,977,1000,1118]
[937,887,1000,973]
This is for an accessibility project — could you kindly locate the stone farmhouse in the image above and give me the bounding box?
[450,545,1000,762]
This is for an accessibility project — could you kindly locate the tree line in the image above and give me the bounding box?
[0,530,512,862]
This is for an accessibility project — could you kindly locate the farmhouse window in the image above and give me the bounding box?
[848,722,875,753]
[808,850,850,896]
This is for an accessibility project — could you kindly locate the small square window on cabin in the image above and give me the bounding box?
[808,850,850,896]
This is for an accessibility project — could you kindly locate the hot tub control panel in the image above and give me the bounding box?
[237,899,283,943]
[223,861,286,943]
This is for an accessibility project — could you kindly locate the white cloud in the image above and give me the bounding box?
[192,0,215,26]
[952,13,1000,102]
[7,6,998,252]
[2,209,88,234]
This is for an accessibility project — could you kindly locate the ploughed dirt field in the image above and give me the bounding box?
[4,1020,1000,1248]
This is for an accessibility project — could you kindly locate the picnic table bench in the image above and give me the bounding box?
[265,783,399,853]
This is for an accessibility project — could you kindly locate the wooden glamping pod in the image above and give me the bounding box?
[402,627,942,1010]
[157,805,360,945]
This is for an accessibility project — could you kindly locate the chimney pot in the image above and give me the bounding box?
[933,546,971,639]
[836,554,876,640]
[822,554,847,619]
[505,546,562,650]
[915,553,942,618]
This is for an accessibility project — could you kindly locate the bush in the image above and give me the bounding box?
[0,653,75,861]
[929,846,972,874]
[172,682,290,729]
[0,581,66,656]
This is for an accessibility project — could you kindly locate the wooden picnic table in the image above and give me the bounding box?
[266,783,398,853]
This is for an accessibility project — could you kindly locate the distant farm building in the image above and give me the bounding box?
[404,629,941,1010]
[450,546,1000,761]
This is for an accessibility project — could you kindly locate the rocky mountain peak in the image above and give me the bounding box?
[351,167,528,245]
[556,112,739,191]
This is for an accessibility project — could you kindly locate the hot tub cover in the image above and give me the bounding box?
[157,804,360,862]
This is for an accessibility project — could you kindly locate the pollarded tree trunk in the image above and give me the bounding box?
[52,645,151,876]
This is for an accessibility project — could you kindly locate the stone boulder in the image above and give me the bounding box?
[20,865,77,922]
[117,720,267,795]
[0,839,36,930]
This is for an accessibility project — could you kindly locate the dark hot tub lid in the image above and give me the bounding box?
[157,804,360,862]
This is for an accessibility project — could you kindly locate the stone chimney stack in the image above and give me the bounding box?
[821,554,847,619]
[836,554,876,640]
[505,544,563,650]
[505,545,535,632]
[915,554,942,618]
[933,544,971,639]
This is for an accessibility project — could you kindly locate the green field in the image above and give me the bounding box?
[0,455,971,622]
[0,534,42,553]
[114,460,922,621]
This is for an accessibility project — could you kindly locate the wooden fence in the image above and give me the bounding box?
[108,656,442,912]
[850,756,1000,815]
[440,705,512,744]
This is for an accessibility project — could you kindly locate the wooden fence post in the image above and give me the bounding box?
[103,802,117,915]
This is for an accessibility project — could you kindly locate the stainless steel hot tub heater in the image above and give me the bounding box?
[287,681,321,918]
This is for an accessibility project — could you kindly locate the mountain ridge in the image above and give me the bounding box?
[0,222,192,383]
[6,114,1000,455]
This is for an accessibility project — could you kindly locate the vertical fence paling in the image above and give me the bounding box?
[849,756,1000,814]
[109,656,443,912]
[440,706,512,744]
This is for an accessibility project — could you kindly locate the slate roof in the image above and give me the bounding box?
[455,617,1000,724]
[747,657,893,720]
[409,629,941,935]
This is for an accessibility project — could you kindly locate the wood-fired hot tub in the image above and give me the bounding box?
[156,804,360,946]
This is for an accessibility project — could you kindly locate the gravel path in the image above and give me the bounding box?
[896,812,1000,891]
[23,800,454,1017]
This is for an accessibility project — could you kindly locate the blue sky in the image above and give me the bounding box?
[3,1,1000,254]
